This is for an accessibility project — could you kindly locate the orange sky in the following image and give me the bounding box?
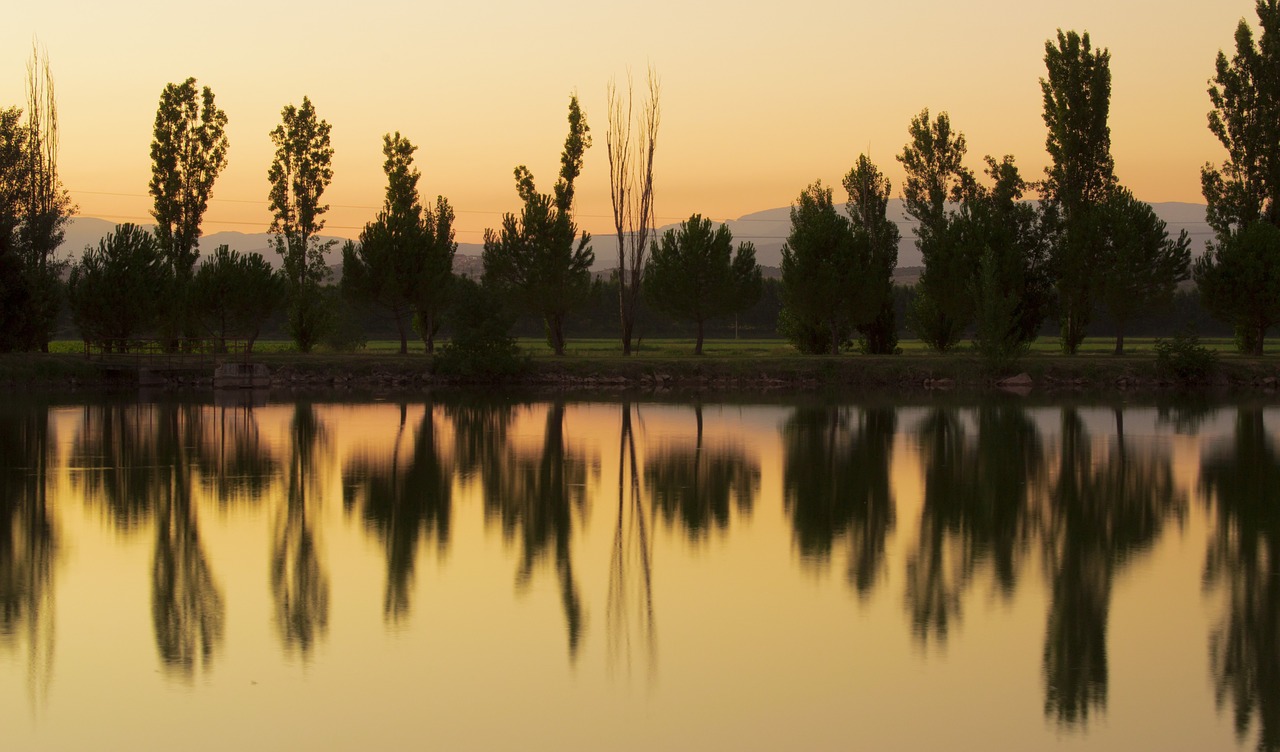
[0,0,1246,244]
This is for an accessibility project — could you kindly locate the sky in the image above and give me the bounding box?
[0,0,1250,247]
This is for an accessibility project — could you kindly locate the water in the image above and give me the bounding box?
[0,392,1275,751]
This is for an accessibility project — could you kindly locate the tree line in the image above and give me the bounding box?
[3,4,1280,358]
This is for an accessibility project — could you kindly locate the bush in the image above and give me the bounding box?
[1154,328,1218,383]
[433,277,525,380]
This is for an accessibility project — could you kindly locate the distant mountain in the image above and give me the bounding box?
[57,218,349,268]
[60,201,1211,274]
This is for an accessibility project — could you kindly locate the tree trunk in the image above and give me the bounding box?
[695,318,705,355]
[548,314,566,356]
[394,309,408,355]
[1256,321,1266,357]
[1113,323,1125,356]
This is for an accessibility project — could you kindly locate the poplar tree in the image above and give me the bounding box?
[268,96,334,352]
[343,133,458,355]
[843,155,899,354]
[1195,0,1280,354]
[897,109,973,351]
[149,77,229,280]
[483,95,593,356]
[779,182,857,354]
[1041,30,1116,354]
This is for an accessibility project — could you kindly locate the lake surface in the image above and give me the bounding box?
[1,392,1277,751]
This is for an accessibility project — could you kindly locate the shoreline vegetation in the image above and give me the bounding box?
[6,337,1280,395]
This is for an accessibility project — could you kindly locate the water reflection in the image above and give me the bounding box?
[608,402,655,677]
[646,403,759,541]
[783,406,896,597]
[11,394,1280,750]
[906,405,1042,642]
[1202,407,1280,751]
[0,401,57,705]
[483,401,594,659]
[344,401,452,623]
[1042,407,1185,727]
[71,402,226,678]
[273,403,330,656]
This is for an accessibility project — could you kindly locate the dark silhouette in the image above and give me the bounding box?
[272,403,330,656]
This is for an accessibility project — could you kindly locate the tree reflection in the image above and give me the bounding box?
[200,394,277,505]
[608,402,655,677]
[484,401,591,660]
[272,402,331,656]
[344,401,452,623]
[646,403,759,540]
[0,401,58,705]
[1041,407,1184,728]
[1201,407,1280,751]
[906,406,1042,643]
[783,405,896,597]
[70,401,226,678]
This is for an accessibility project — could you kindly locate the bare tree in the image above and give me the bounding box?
[22,41,73,352]
[607,69,660,355]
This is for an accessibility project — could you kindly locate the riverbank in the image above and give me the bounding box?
[6,348,1280,393]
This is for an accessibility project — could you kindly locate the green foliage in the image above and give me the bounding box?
[67,224,171,350]
[644,214,762,354]
[1194,220,1280,355]
[898,109,973,351]
[957,156,1051,350]
[268,96,334,352]
[149,77,229,280]
[972,248,1029,371]
[1041,29,1117,354]
[1202,0,1280,235]
[343,133,456,354]
[0,107,36,352]
[1153,328,1218,382]
[435,277,524,379]
[319,285,366,352]
[844,155,900,354]
[483,95,593,356]
[780,182,856,353]
[189,246,283,351]
[1094,187,1191,353]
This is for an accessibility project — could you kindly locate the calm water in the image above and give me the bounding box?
[1,392,1277,751]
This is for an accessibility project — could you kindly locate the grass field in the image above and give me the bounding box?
[39,336,1280,358]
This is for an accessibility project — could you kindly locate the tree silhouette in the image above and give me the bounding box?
[607,402,656,677]
[906,405,1042,642]
[645,403,759,540]
[1040,407,1184,727]
[0,399,57,704]
[344,401,452,623]
[272,403,331,656]
[1201,406,1280,751]
[783,404,896,598]
[484,402,592,659]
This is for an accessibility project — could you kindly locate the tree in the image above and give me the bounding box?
[17,43,73,352]
[779,182,857,354]
[0,107,34,352]
[959,156,1052,366]
[1195,221,1280,355]
[67,224,172,351]
[412,195,457,354]
[189,246,283,352]
[644,214,762,354]
[343,133,455,354]
[607,68,661,355]
[268,96,334,352]
[843,154,900,354]
[149,78,229,281]
[897,109,973,351]
[483,95,594,356]
[1094,188,1191,354]
[1041,30,1116,354]
[1198,1,1280,353]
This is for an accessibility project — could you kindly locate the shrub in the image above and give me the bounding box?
[1153,328,1218,383]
